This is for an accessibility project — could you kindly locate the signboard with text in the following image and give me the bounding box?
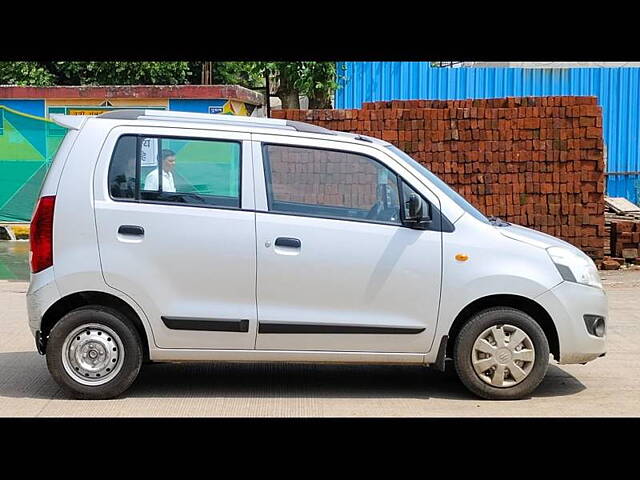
[67,108,111,116]
[140,137,158,167]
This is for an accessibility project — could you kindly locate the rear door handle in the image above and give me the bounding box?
[118,225,144,236]
[274,237,301,248]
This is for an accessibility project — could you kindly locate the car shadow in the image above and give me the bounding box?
[0,350,585,401]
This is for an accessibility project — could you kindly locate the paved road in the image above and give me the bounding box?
[1,270,639,417]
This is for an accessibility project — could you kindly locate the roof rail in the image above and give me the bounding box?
[286,120,337,135]
[97,109,336,135]
[98,110,146,120]
[140,109,290,126]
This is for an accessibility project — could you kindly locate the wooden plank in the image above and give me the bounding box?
[605,196,640,214]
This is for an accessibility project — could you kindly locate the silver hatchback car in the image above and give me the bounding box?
[27,110,607,400]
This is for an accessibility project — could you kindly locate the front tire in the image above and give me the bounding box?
[453,307,550,400]
[46,306,143,399]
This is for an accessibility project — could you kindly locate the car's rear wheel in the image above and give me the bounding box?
[453,307,550,400]
[46,306,143,399]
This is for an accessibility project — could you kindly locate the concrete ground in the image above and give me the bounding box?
[1,270,639,417]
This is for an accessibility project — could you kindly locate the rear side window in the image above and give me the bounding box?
[263,144,402,225]
[108,135,137,200]
[108,135,241,209]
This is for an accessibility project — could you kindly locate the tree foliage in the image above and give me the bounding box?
[0,61,345,109]
[187,61,343,108]
[0,62,191,86]
[0,62,56,86]
[241,61,345,109]
[46,62,192,85]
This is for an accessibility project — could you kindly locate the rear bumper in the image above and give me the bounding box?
[25,268,60,339]
[535,281,607,364]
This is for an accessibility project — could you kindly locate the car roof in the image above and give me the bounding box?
[49,109,392,148]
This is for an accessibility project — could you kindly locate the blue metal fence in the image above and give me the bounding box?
[335,62,640,203]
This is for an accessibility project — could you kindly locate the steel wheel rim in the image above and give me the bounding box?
[61,323,125,386]
[471,324,535,388]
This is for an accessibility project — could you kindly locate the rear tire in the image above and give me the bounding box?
[453,307,550,400]
[46,306,143,399]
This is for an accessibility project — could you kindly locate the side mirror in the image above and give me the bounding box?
[406,193,432,228]
[407,193,423,219]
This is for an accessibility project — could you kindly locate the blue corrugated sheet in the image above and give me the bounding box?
[335,62,640,203]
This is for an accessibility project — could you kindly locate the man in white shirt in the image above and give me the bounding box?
[144,149,177,192]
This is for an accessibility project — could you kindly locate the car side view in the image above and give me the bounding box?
[27,110,607,400]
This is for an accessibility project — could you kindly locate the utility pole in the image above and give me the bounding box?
[201,61,213,85]
[264,68,271,118]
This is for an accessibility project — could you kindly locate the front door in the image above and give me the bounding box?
[253,138,442,353]
[94,127,257,350]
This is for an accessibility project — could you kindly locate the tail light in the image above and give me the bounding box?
[30,195,56,273]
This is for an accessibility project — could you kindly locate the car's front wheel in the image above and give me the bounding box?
[46,306,143,399]
[453,307,550,400]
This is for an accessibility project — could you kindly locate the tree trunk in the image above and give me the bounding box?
[308,88,332,109]
[275,73,300,109]
[201,61,213,85]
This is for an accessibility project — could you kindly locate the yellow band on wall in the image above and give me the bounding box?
[0,104,55,123]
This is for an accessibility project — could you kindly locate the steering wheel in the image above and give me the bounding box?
[366,200,385,220]
[366,184,400,222]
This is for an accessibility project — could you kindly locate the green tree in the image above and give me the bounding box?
[180,61,344,108]
[46,62,192,85]
[0,61,345,110]
[0,62,55,86]
[244,62,345,109]
[188,61,264,87]
[298,62,345,109]
[0,61,192,86]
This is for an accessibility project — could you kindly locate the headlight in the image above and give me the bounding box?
[547,246,603,289]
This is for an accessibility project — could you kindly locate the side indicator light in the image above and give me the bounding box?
[455,254,469,262]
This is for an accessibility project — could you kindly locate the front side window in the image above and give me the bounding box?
[109,135,241,208]
[387,144,490,224]
[263,144,402,225]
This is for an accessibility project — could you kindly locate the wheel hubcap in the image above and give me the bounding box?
[471,324,535,388]
[61,323,125,386]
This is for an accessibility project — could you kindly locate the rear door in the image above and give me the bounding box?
[94,126,257,350]
[252,135,443,353]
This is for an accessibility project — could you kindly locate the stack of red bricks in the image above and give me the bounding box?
[272,96,606,260]
[604,221,640,268]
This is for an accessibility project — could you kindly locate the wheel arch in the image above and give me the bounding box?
[445,294,560,361]
[40,291,150,361]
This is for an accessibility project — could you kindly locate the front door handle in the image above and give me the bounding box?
[118,225,144,236]
[274,237,301,248]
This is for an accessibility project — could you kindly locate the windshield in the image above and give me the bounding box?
[386,145,490,224]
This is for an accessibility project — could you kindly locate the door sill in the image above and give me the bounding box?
[150,348,426,365]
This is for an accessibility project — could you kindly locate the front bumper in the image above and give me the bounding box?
[535,281,607,364]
